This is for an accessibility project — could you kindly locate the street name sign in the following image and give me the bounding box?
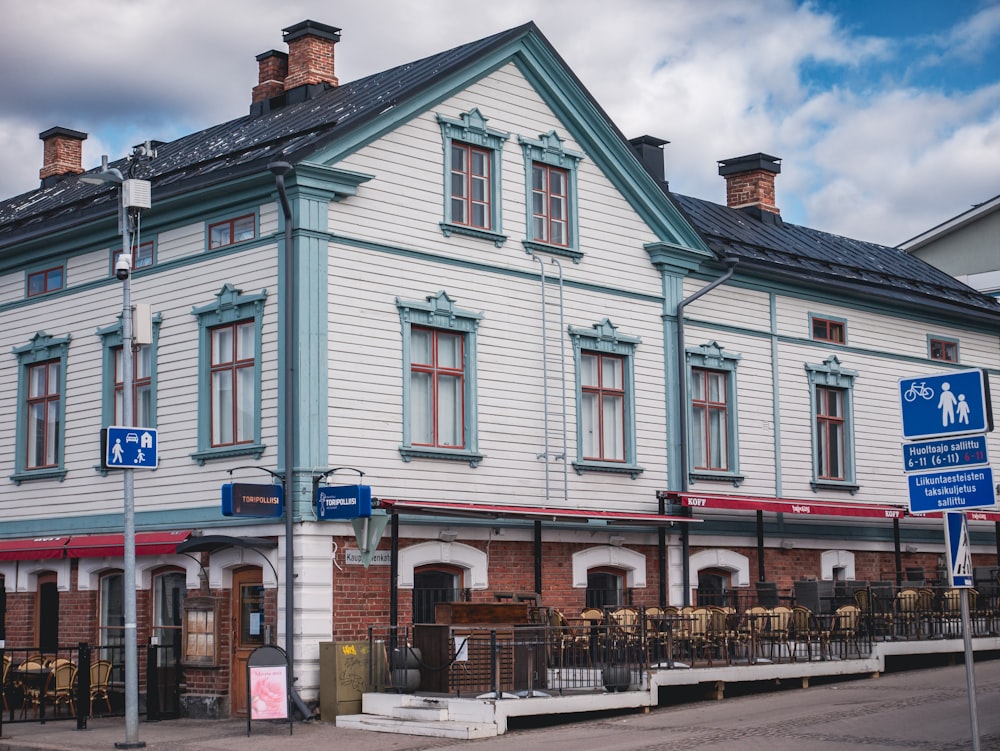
[907,466,996,514]
[316,484,372,520]
[899,369,992,440]
[105,426,158,469]
[902,434,989,472]
[221,483,284,518]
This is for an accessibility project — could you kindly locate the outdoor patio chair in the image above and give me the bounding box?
[830,604,862,658]
[90,659,113,715]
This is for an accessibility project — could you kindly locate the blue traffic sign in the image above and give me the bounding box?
[901,434,989,473]
[907,466,996,514]
[105,426,158,469]
[899,369,992,440]
[944,512,974,588]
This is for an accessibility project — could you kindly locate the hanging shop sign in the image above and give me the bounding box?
[221,483,284,518]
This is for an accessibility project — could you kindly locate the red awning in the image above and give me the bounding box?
[674,492,906,520]
[378,498,699,525]
[0,536,70,561]
[911,510,1000,522]
[65,530,191,558]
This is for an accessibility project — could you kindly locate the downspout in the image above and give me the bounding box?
[534,254,550,500]
[269,161,309,719]
[676,257,738,605]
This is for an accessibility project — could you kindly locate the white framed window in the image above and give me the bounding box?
[520,130,584,262]
[11,332,70,484]
[437,108,509,247]
[397,291,483,467]
[686,341,742,484]
[570,319,642,478]
[191,284,267,465]
[806,355,858,491]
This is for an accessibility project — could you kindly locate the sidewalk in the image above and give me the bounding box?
[0,716,433,751]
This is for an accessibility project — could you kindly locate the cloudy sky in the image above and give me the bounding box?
[2,0,999,246]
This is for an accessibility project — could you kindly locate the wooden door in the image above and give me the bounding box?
[230,566,264,716]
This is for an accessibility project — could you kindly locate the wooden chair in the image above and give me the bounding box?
[22,659,77,718]
[90,659,113,715]
[830,604,862,658]
[791,605,828,661]
[1,654,10,711]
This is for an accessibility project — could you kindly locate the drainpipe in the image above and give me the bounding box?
[268,161,305,716]
[676,258,738,604]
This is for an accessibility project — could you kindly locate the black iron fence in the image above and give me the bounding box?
[0,642,181,728]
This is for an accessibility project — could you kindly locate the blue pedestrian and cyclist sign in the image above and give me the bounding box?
[899,369,992,440]
[105,426,158,469]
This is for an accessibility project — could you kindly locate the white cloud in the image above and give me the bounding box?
[1,0,998,247]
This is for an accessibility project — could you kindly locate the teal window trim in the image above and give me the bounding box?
[190,284,267,465]
[686,341,743,486]
[519,131,584,263]
[397,291,483,467]
[927,335,960,363]
[205,210,259,252]
[11,332,71,485]
[569,318,643,479]
[808,312,847,345]
[805,355,859,492]
[437,108,509,248]
[96,315,163,475]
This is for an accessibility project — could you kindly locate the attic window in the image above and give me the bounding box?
[208,214,256,250]
[929,337,959,363]
[27,266,64,297]
[810,315,845,344]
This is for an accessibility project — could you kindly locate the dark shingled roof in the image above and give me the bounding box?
[669,192,1000,323]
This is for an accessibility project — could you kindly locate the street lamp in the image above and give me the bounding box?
[81,153,152,749]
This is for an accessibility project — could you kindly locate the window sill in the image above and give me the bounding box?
[10,468,68,486]
[689,472,744,488]
[399,446,484,468]
[191,443,266,466]
[522,240,583,264]
[440,223,507,248]
[810,480,860,495]
[572,460,643,480]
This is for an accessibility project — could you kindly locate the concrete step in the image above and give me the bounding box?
[336,714,498,739]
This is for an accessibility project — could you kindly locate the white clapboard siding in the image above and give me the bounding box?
[0,244,281,522]
[333,63,664,300]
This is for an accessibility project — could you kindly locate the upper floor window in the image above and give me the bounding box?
[27,266,64,297]
[191,284,267,465]
[806,355,858,491]
[208,214,256,250]
[437,109,509,247]
[929,337,959,362]
[397,291,482,467]
[113,241,155,272]
[11,332,70,484]
[520,131,584,262]
[687,342,742,482]
[98,315,161,438]
[570,319,642,478]
[810,314,846,344]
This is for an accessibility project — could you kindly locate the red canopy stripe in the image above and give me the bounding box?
[65,530,191,559]
[675,492,906,520]
[0,536,70,561]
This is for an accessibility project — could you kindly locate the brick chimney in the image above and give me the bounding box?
[251,50,288,105]
[282,20,341,91]
[718,153,781,215]
[39,126,87,186]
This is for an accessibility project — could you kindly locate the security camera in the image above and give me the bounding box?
[115,254,132,281]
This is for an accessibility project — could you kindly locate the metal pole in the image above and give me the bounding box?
[960,587,982,751]
[116,198,143,749]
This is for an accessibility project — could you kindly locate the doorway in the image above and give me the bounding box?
[230,566,264,716]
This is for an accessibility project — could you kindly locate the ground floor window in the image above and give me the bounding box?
[37,573,58,653]
[412,567,464,624]
[696,570,730,606]
[586,569,624,609]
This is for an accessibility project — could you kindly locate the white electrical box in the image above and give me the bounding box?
[132,302,153,345]
[122,179,152,209]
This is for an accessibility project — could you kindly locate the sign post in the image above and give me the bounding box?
[899,369,993,751]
